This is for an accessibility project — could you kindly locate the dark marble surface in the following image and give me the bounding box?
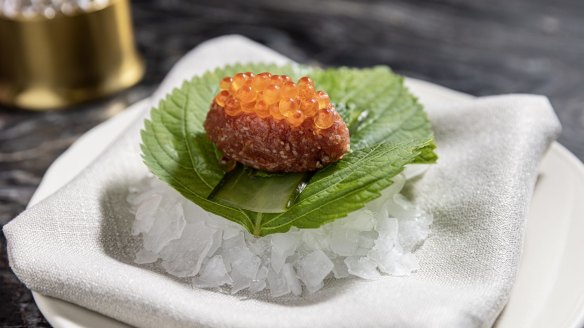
[1,0,583,326]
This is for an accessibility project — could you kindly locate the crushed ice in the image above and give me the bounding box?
[127,167,432,297]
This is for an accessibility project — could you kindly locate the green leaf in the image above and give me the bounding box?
[141,63,437,236]
[310,67,435,159]
[208,165,308,213]
[257,141,429,235]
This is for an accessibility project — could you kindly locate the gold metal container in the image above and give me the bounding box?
[0,0,144,110]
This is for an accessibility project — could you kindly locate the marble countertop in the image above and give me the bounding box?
[1,0,583,326]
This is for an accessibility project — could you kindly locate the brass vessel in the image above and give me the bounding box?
[0,0,144,110]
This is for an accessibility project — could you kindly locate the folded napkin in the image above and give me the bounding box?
[4,35,561,328]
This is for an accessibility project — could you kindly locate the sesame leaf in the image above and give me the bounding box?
[141,64,436,236]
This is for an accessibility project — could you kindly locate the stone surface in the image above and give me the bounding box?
[1,0,584,326]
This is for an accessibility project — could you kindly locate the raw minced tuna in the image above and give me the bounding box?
[204,72,350,172]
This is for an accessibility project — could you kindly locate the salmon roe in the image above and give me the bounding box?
[213,73,337,129]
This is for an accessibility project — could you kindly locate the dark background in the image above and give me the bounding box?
[1,0,583,326]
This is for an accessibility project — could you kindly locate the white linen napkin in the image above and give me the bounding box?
[4,35,561,328]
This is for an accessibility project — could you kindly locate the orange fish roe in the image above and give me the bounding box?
[213,72,337,130]
[314,106,336,130]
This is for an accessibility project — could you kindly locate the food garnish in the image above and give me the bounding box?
[141,64,436,237]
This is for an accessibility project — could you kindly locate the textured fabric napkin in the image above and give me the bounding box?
[4,35,561,328]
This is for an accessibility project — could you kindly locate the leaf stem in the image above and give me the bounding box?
[253,212,263,237]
